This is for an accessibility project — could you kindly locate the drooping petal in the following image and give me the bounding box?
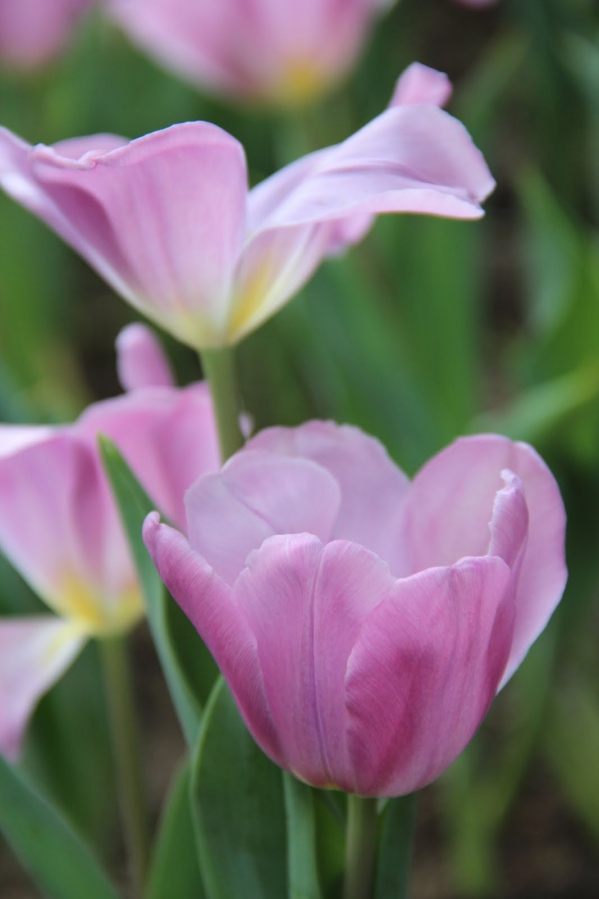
[234,534,395,789]
[0,434,139,632]
[345,555,514,796]
[247,421,411,575]
[0,123,249,348]
[143,513,283,763]
[0,617,85,761]
[77,382,219,531]
[405,435,567,684]
[389,62,452,108]
[116,323,175,391]
[184,450,341,585]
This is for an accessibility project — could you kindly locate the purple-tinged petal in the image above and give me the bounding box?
[77,382,219,531]
[389,62,452,108]
[248,422,411,575]
[0,425,54,459]
[0,617,85,761]
[345,555,514,796]
[143,513,283,764]
[405,435,567,684]
[0,0,94,70]
[184,450,341,585]
[115,323,175,391]
[234,534,395,789]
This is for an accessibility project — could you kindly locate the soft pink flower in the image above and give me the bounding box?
[0,0,95,70]
[108,0,393,106]
[0,64,494,349]
[0,325,219,760]
[144,422,567,796]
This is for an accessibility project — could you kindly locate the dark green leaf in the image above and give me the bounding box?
[191,678,287,899]
[146,759,204,899]
[375,794,418,899]
[0,755,118,899]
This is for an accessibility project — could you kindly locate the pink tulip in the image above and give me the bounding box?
[144,422,567,796]
[0,325,219,760]
[0,64,494,349]
[0,0,95,70]
[108,0,393,106]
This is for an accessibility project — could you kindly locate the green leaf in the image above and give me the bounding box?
[99,435,201,746]
[283,773,322,899]
[191,678,287,899]
[0,755,118,899]
[375,794,418,899]
[146,759,205,899]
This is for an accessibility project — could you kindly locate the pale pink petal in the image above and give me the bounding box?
[389,62,452,108]
[0,425,55,459]
[143,513,283,763]
[406,435,567,684]
[0,123,248,348]
[78,382,219,531]
[0,434,136,627]
[115,323,175,391]
[235,534,397,789]
[184,450,341,585]
[247,422,411,575]
[346,555,514,796]
[0,617,85,761]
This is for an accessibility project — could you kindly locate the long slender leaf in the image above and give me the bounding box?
[375,794,418,899]
[191,678,287,899]
[99,435,201,746]
[146,759,204,899]
[0,755,119,899]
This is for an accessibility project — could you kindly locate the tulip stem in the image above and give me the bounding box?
[344,795,379,899]
[101,635,149,899]
[200,348,245,460]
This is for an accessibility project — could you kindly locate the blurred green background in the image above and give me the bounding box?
[1,0,599,896]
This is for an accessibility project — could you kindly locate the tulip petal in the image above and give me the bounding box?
[78,382,219,531]
[143,513,283,764]
[0,617,85,761]
[247,422,411,575]
[184,450,341,585]
[0,434,136,630]
[234,534,395,789]
[405,435,567,682]
[0,425,54,459]
[116,323,175,391]
[389,62,452,108]
[0,123,248,348]
[345,555,514,796]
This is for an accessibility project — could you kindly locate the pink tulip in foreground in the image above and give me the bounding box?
[0,325,219,760]
[0,0,95,70]
[0,64,494,350]
[109,0,393,106]
[144,422,567,796]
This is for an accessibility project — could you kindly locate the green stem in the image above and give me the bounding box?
[200,348,244,461]
[376,794,418,898]
[100,636,149,899]
[344,795,378,899]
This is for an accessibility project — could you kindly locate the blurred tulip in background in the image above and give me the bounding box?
[108,0,394,107]
[145,422,567,796]
[0,0,95,70]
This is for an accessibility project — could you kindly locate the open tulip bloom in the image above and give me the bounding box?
[144,422,567,797]
[108,0,394,106]
[0,325,219,760]
[0,64,494,351]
